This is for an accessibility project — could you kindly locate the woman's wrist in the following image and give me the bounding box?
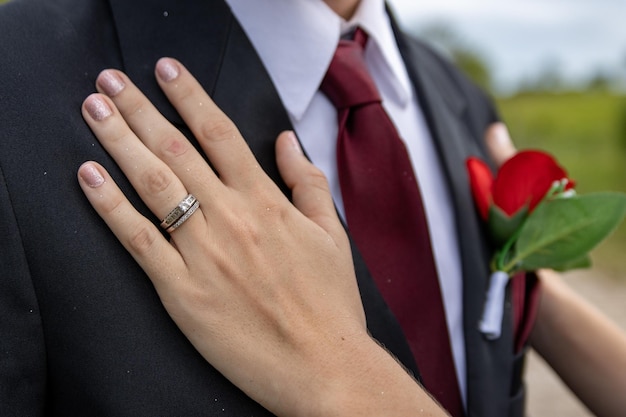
[289,332,446,417]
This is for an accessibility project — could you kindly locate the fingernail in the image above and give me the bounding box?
[97,70,125,96]
[156,58,179,82]
[79,163,105,188]
[287,131,303,155]
[85,95,112,121]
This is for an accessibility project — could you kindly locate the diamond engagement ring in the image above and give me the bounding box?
[160,194,200,233]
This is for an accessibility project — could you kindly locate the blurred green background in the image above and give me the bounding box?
[414,22,626,275]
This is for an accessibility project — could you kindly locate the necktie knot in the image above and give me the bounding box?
[320,29,381,109]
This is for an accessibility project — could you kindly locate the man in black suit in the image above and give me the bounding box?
[0,0,528,415]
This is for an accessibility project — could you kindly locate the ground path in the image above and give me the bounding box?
[526,269,626,416]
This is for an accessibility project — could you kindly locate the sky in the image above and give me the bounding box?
[387,0,626,93]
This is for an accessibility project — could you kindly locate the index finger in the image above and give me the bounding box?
[154,58,261,188]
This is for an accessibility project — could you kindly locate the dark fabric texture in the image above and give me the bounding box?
[0,0,526,415]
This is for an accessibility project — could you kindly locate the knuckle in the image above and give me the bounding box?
[127,223,158,256]
[99,193,126,216]
[174,82,196,103]
[101,130,134,146]
[227,213,263,246]
[197,118,236,143]
[140,166,174,195]
[304,166,331,192]
[122,95,147,119]
[161,135,190,159]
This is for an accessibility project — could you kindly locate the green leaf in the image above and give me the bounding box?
[550,255,592,271]
[510,192,626,271]
[488,204,528,246]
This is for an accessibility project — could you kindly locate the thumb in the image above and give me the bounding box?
[275,131,345,239]
[485,122,517,168]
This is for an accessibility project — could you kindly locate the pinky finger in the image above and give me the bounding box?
[77,161,185,282]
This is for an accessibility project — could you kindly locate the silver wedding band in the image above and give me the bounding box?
[160,194,200,233]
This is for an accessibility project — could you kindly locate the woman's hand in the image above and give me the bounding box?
[78,58,446,417]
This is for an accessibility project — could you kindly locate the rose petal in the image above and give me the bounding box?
[466,157,494,220]
[492,150,571,216]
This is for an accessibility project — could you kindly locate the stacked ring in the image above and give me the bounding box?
[160,194,200,233]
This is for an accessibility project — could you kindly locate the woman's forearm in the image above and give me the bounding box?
[531,269,626,417]
[293,334,447,417]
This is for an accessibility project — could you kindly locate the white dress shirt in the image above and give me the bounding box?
[224,0,467,403]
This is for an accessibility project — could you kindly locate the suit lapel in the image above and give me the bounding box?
[391,20,517,416]
[209,18,293,190]
[106,0,231,123]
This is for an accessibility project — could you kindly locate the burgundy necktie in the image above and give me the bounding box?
[320,29,464,417]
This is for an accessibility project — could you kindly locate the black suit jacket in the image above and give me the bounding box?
[0,0,526,415]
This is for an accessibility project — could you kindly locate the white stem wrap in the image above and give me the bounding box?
[478,271,510,340]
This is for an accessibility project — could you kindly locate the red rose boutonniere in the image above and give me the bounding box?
[467,150,626,339]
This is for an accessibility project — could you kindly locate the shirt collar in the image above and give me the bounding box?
[224,0,412,120]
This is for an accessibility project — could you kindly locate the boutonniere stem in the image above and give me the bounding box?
[479,271,510,339]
